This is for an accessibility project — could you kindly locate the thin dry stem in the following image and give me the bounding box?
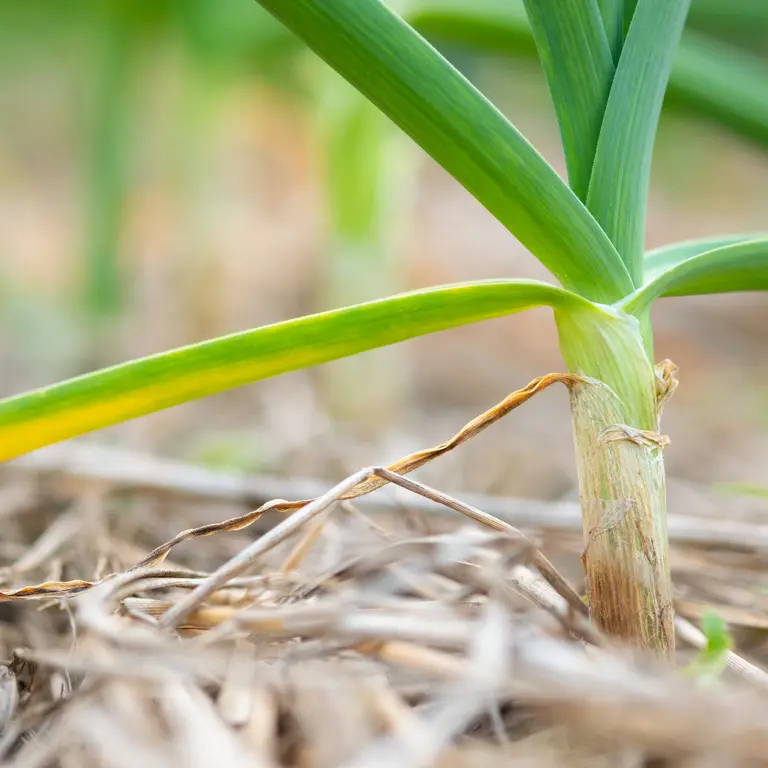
[10,441,768,553]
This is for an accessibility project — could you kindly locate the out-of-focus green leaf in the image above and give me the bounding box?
[667,32,768,150]
[319,75,389,245]
[405,0,533,56]
[522,0,614,201]
[688,0,768,37]
[314,69,409,423]
[176,0,302,80]
[82,14,133,323]
[255,0,633,303]
[587,0,691,285]
[0,280,589,461]
[717,482,768,500]
[623,239,768,314]
[644,234,763,279]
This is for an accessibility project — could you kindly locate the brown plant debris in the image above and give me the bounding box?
[0,370,767,765]
[597,424,671,449]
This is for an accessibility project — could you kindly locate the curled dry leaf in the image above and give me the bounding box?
[132,373,582,571]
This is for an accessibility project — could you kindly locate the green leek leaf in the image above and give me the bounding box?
[0,280,586,462]
[586,0,691,285]
[522,0,614,201]
[623,240,768,315]
[644,234,763,279]
[255,0,633,302]
[623,0,639,37]
[597,0,624,63]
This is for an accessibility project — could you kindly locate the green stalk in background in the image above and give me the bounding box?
[170,23,229,343]
[313,65,413,428]
[2,0,768,655]
[82,12,134,336]
[78,0,302,346]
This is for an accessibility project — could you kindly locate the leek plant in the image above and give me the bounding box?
[1,0,768,655]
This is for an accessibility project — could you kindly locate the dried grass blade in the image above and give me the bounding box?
[134,373,580,570]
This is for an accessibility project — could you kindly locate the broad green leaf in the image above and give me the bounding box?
[645,234,763,280]
[255,0,633,302]
[597,0,623,62]
[622,239,768,315]
[587,0,691,285]
[522,0,614,201]
[0,280,587,462]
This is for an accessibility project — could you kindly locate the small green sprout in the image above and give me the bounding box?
[684,609,733,685]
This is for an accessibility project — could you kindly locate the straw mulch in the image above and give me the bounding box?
[1,425,768,766]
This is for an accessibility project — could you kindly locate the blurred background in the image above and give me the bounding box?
[1,0,768,507]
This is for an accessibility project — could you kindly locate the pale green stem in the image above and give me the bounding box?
[555,304,674,655]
